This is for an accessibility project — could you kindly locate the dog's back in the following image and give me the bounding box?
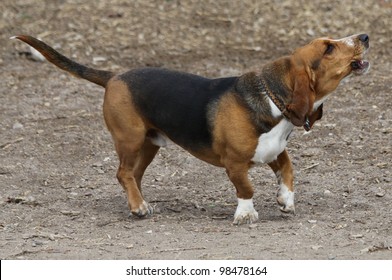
[121,68,238,149]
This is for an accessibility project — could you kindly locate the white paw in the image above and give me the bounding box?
[130,200,154,218]
[277,184,295,214]
[233,198,259,225]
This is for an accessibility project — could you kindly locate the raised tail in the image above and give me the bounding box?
[11,35,115,87]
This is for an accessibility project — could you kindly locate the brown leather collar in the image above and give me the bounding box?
[259,78,290,119]
[259,78,311,131]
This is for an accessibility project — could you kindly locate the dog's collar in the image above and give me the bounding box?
[259,78,290,119]
[259,78,311,131]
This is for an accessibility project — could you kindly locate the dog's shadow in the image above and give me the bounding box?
[91,189,295,225]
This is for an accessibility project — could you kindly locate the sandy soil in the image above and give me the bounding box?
[1,0,391,259]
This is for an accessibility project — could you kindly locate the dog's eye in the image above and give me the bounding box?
[324,43,334,55]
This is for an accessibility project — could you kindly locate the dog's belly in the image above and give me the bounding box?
[251,119,293,164]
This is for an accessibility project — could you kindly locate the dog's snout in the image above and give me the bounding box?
[358,34,369,47]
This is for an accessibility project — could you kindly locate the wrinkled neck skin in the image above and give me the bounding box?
[260,55,339,115]
[260,57,294,108]
[235,72,281,133]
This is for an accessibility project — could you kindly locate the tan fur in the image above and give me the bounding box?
[13,34,369,224]
[103,79,155,216]
[212,94,260,199]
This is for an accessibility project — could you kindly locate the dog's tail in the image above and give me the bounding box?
[11,35,114,87]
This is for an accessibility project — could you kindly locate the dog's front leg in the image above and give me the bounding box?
[225,162,259,225]
[268,149,295,213]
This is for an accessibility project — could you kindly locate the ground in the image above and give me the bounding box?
[0,0,391,260]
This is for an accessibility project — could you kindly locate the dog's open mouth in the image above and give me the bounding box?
[351,59,370,75]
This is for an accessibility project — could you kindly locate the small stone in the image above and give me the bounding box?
[306,29,315,36]
[308,220,317,224]
[13,122,24,130]
[360,247,370,253]
[376,189,386,197]
[308,200,318,206]
[311,245,323,250]
[93,56,107,64]
[32,240,44,247]
[60,210,81,216]
[376,163,387,169]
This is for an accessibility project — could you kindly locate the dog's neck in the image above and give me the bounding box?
[234,72,283,133]
[258,76,291,120]
[260,59,316,131]
[260,58,293,110]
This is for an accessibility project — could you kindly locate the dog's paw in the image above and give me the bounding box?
[233,210,259,225]
[130,201,154,218]
[279,204,295,214]
[277,184,295,214]
[233,198,259,225]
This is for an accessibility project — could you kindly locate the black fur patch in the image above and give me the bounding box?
[120,68,237,150]
[235,72,276,133]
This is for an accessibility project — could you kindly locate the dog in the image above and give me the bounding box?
[12,34,370,224]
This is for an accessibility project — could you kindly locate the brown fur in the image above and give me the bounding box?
[12,34,369,224]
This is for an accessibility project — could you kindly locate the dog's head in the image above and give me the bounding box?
[284,34,370,127]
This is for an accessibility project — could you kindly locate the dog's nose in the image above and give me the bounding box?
[358,34,369,48]
[359,34,369,43]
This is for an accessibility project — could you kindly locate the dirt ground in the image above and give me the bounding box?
[1,0,391,260]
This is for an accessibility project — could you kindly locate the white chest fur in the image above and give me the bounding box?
[251,119,294,164]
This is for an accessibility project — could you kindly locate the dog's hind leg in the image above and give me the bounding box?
[115,138,155,217]
[103,79,153,218]
[134,140,160,190]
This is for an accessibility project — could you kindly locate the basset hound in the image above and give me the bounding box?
[12,34,370,224]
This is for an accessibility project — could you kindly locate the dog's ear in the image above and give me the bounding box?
[285,73,315,127]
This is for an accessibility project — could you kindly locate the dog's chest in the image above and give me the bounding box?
[251,119,294,164]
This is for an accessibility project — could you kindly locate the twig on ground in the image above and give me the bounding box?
[0,137,24,149]
[301,163,319,171]
[145,247,206,254]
